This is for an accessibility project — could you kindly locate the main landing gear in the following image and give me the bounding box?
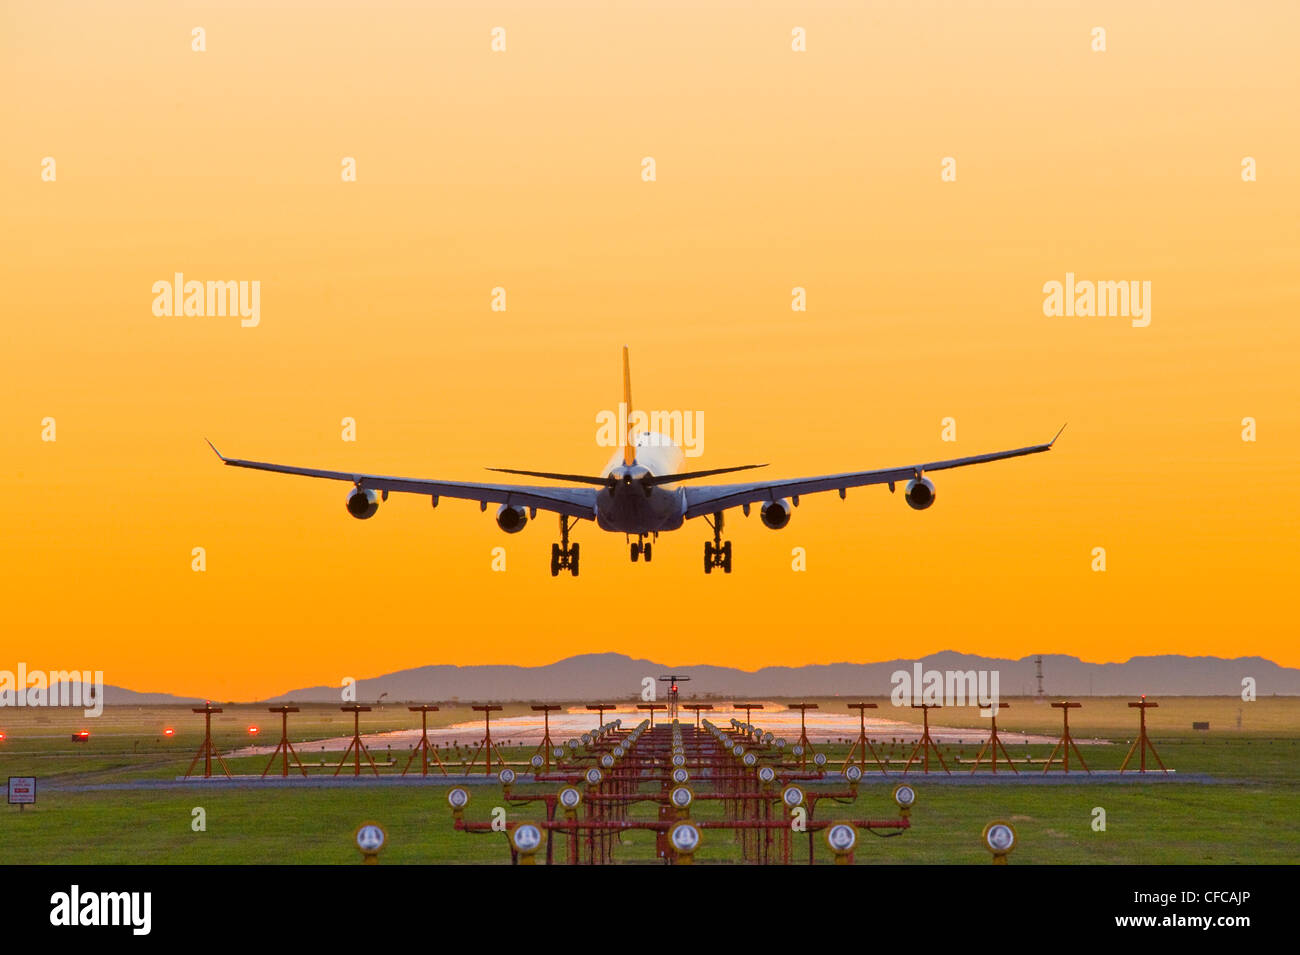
[703,511,732,574]
[629,534,654,562]
[550,515,579,577]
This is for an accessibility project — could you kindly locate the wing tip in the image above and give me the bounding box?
[1049,422,1068,447]
[204,438,228,462]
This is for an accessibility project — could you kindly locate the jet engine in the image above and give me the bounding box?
[346,487,380,519]
[904,477,936,511]
[496,503,528,534]
[760,499,792,529]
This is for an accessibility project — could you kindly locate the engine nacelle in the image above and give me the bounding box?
[904,477,936,511]
[346,487,380,519]
[496,503,528,534]
[760,499,792,530]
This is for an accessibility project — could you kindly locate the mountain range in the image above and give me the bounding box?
[259,651,1296,703]
[55,652,1298,705]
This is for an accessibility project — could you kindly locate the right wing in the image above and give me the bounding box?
[206,441,597,520]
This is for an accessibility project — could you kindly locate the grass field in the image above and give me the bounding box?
[1,699,1297,864]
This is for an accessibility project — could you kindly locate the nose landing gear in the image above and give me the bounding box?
[703,512,732,574]
[550,516,580,577]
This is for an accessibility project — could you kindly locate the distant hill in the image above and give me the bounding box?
[43,683,205,706]
[261,651,1299,703]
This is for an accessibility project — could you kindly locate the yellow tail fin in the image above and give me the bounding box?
[622,345,635,466]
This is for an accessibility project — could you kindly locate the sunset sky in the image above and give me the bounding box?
[2,1,1297,700]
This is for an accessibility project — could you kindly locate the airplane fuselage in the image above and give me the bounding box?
[594,433,686,533]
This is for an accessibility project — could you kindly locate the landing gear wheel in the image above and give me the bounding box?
[703,512,731,574]
[553,517,579,577]
[630,542,640,562]
[643,542,652,562]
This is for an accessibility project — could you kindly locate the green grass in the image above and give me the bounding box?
[2,775,1296,864]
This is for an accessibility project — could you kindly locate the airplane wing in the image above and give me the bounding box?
[682,428,1065,519]
[206,442,597,520]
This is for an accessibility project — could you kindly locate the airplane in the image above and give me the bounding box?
[206,347,1064,576]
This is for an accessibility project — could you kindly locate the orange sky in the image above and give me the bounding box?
[2,1,1297,699]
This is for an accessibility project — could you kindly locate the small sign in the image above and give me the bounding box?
[8,777,36,805]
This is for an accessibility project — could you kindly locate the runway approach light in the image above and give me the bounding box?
[892,783,917,818]
[586,768,603,786]
[758,765,776,784]
[825,823,857,864]
[447,787,470,821]
[558,786,582,816]
[163,728,175,738]
[354,822,386,864]
[813,752,827,768]
[670,786,694,816]
[672,767,690,784]
[247,726,259,736]
[672,753,687,767]
[668,822,701,864]
[845,765,863,784]
[530,754,544,769]
[499,768,516,793]
[511,824,544,864]
[782,784,805,810]
[983,821,1017,864]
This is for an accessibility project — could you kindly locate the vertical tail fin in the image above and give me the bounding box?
[622,345,635,466]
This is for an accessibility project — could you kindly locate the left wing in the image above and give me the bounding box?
[206,442,597,519]
[682,427,1064,519]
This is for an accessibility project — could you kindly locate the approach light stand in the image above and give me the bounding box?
[262,706,308,778]
[531,704,562,772]
[637,703,667,729]
[468,704,507,776]
[788,703,819,768]
[1119,697,1168,773]
[658,675,691,721]
[1043,701,1090,774]
[901,703,950,775]
[185,702,232,779]
[403,705,447,777]
[334,705,380,777]
[683,703,713,729]
[969,702,1018,774]
[732,702,764,731]
[843,702,887,774]
[586,703,617,728]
